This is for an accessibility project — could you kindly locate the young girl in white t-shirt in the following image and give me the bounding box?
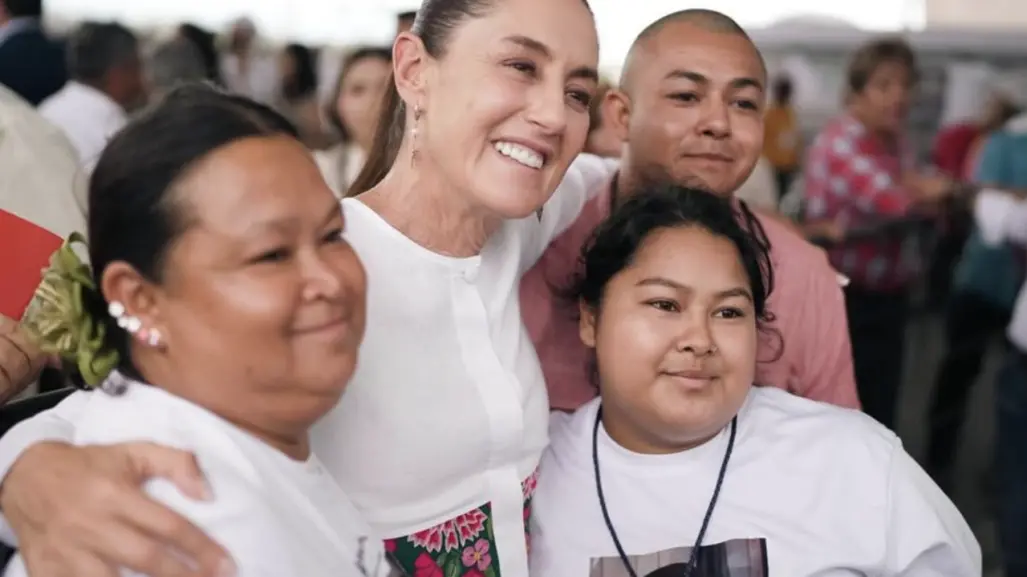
[529,183,980,577]
[5,85,402,577]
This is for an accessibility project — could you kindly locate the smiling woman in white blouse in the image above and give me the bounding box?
[0,1,613,576]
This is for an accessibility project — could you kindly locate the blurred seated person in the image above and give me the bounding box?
[804,37,954,431]
[39,21,147,172]
[316,47,391,196]
[0,0,66,105]
[4,85,396,577]
[277,43,329,148]
[584,79,620,158]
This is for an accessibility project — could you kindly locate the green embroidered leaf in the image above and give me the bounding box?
[485,567,497,577]
[487,517,495,542]
[445,556,462,577]
[437,552,448,568]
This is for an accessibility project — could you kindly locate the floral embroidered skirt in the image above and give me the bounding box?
[385,468,539,577]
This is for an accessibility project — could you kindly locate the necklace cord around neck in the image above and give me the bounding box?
[592,407,738,577]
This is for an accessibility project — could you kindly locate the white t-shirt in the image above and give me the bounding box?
[3,375,399,577]
[530,388,980,577]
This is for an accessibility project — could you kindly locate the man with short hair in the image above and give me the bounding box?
[0,0,65,105]
[39,21,145,171]
[521,9,860,411]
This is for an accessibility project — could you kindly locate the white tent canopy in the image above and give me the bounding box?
[45,0,926,69]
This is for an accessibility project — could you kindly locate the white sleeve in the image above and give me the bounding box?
[975,189,1027,247]
[526,154,618,265]
[0,391,90,546]
[883,446,981,576]
[119,477,296,577]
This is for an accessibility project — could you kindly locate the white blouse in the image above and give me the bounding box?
[312,153,616,577]
[0,154,618,577]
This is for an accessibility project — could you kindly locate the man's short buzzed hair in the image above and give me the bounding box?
[619,9,761,94]
[636,8,749,43]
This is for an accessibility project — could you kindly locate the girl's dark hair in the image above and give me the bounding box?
[74,83,298,387]
[281,43,319,102]
[325,46,392,141]
[570,183,782,382]
[349,0,592,196]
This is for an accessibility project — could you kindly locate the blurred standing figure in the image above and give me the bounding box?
[177,23,222,86]
[926,80,1027,491]
[582,79,620,158]
[277,43,328,148]
[147,38,207,100]
[763,75,800,199]
[221,17,278,104]
[39,21,146,172]
[316,47,391,195]
[926,75,1025,311]
[804,38,955,430]
[0,0,65,105]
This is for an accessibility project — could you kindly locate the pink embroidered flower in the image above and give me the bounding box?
[522,467,540,500]
[451,508,488,545]
[385,539,397,553]
[464,571,485,577]
[413,553,444,577]
[460,539,492,571]
[408,527,444,553]
[408,508,489,553]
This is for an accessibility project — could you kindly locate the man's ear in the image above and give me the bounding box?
[604,88,632,144]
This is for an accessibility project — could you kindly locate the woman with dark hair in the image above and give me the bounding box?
[278,43,326,147]
[315,47,392,195]
[0,1,613,576]
[529,184,979,577]
[3,84,392,577]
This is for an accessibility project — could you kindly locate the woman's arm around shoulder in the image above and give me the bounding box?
[528,153,618,260]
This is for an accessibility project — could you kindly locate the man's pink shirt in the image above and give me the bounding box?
[520,177,861,411]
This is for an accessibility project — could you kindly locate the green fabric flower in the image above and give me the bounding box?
[20,232,119,387]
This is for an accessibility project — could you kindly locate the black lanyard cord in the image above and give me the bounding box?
[592,407,737,577]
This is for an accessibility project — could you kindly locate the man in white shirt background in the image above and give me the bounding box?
[39,21,145,172]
